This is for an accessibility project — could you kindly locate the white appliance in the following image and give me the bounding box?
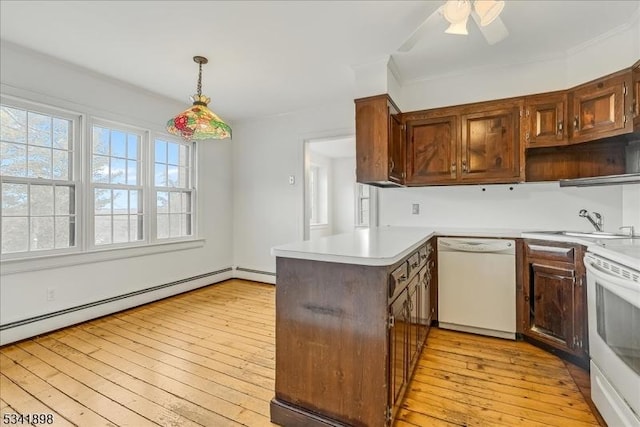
[438,237,516,339]
[585,252,640,427]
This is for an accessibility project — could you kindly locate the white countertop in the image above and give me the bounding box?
[271,227,435,266]
[272,227,640,269]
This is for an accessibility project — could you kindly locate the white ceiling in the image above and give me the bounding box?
[1,1,639,124]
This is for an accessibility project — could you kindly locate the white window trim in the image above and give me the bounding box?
[0,95,199,265]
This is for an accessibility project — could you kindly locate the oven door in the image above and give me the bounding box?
[585,254,640,425]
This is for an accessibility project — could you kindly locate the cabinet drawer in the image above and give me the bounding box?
[526,243,575,263]
[419,242,434,263]
[389,262,408,300]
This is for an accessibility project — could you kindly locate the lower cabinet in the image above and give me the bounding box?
[272,237,436,427]
[522,240,588,366]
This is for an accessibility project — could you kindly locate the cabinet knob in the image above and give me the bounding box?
[461,159,467,172]
[573,116,579,130]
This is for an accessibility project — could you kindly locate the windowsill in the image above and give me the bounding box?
[0,238,206,275]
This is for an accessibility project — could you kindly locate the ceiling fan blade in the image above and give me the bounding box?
[471,13,509,45]
[397,6,444,52]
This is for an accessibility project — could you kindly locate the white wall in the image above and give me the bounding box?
[231,102,355,276]
[379,182,624,232]
[331,157,357,234]
[0,42,234,344]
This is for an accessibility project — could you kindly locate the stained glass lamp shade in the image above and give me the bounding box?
[166,56,231,141]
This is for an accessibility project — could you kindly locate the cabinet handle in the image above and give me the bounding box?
[398,274,407,282]
[450,162,456,174]
[557,120,563,134]
[525,131,530,142]
[462,159,467,172]
[573,116,579,130]
[389,158,395,173]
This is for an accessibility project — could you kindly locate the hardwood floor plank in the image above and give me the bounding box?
[0,280,599,427]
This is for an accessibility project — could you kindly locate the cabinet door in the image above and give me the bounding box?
[633,61,640,131]
[570,72,631,142]
[460,105,522,182]
[524,92,568,148]
[406,116,458,184]
[389,110,405,184]
[388,292,407,409]
[407,276,421,368]
[526,263,576,352]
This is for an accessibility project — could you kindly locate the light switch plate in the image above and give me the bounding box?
[412,203,420,215]
[288,175,295,185]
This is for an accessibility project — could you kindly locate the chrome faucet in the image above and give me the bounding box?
[579,209,603,232]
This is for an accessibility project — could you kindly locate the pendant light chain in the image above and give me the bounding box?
[196,61,203,97]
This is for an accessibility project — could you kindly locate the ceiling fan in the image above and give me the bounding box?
[398,0,509,52]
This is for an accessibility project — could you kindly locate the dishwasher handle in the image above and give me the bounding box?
[438,238,515,254]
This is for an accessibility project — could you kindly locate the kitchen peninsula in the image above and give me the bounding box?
[270,227,435,427]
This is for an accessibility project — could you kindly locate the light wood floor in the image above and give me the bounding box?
[0,279,603,426]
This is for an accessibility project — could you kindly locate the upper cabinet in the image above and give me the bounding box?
[355,94,404,187]
[633,60,640,131]
[524,91,569,148]
[405,99,523,185]
[569,70,632,143]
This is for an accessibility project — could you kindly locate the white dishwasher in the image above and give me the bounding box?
[438,237,516,340]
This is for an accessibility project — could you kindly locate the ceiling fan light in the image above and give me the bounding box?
[442,0,472,25]
[474,0,505,26]
[445,19,469,35]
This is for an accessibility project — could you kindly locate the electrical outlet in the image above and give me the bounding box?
[46,288,56,301]
[412,203,420,215]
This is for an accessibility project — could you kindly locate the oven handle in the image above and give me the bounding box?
[584,256,639,292]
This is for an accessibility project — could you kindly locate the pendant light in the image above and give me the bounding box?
[166,56,231,141]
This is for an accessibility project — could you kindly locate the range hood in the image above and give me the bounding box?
[560,173,640,187]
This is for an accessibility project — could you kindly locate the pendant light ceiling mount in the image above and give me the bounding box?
[166,55,231,141]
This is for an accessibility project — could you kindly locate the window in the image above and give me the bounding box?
[1,103,78,255]
[154,138,193,239]
[91,124,144,246]
[309,165,328,226]
[355,183,370,227]
[1,97,197,260]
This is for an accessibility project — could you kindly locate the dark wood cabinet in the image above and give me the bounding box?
[460,102,523,182]
[524,91,569,148]
[272,239,434,427]
[405,100,523,185]
[569,70,632,143]
[522,240,588,366]
[406,115,458,184]
[633,60,640,131]
[355,94,404,187]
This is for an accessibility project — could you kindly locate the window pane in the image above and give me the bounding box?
[2,183,28,215]
[55,186,74,215]
[1,216,28,253]
[31,184,54,216]
[1,142,27,177]
[92,155,110,182]
[169,192,182,213]
[179,145,188,166]
[157,214,169,239]
[167,165,178,187]
[52,118,70,149]
[113,189,128,213]
[54,216,73,248]
[52,149,69,180]
[31,216,54,250]
[127,160,138,185]
[0,106,27,143]
[130,215,142,241]
[94,188,112,214]
[93,127,109,154]
[110,157,126,184]
[27,112,52,147]
[113,215,129,243]
[157,191,169,213]
[130,190,141,214]
[169,213,181,237]
[179,166,188,187]
[168,143,179,165]
[27,146,52,178]
[184,192,192,213]
[127,134,139,159]
[111,131,126,157]
[155,140,167,163]
[94,216,112,245]
[155,163,167,187]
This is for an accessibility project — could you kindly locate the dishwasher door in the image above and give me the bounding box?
[438,237,516,340]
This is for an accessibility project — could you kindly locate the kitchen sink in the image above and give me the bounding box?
[532,231,631,239]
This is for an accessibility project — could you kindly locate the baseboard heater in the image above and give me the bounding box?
[235,267,276,276]
[0,267,232,331]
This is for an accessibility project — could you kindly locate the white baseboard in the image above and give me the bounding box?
[233,267,276,285]
[0,268,233,346]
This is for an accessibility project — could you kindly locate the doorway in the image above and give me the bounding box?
[303,136,377,240]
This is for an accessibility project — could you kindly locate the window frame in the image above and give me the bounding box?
[0,97,83,259]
